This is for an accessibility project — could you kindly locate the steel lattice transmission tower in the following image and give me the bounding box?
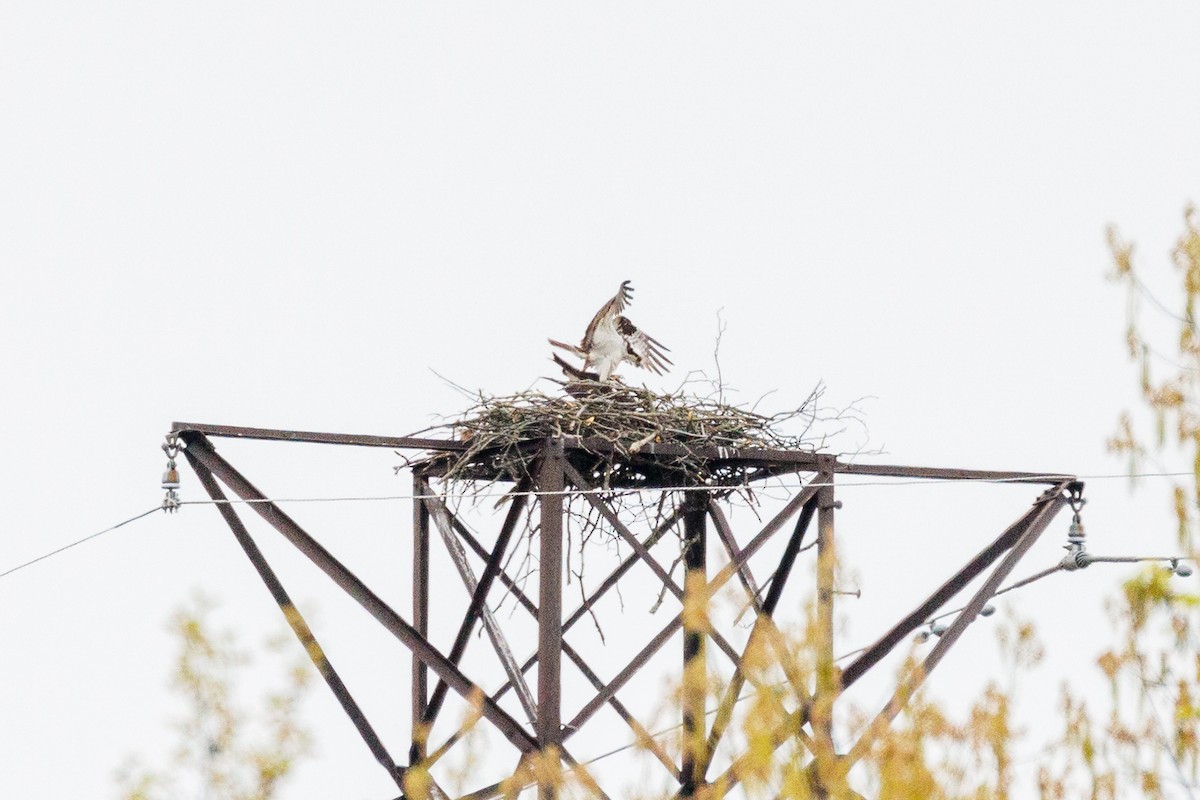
[173,421,1078,800]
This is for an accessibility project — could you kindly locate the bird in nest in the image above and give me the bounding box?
[548,280,672,382]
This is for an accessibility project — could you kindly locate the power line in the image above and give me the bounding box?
[0,507,162,581]
[171,468,1198,509]
[8,466,1185,579]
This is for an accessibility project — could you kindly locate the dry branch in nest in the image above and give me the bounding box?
[417,380,825,493]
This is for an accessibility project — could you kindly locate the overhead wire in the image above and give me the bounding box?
[924,564,1066,627]
[169,468,1197,508]
[3,467,1196,583]
[0,507,162,581]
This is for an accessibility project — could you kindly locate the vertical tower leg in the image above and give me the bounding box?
[411,473,431,765]
[538,445,565,800]
[813,464,838,795]
[681,490,708,797]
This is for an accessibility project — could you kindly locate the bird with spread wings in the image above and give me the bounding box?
[548,280,672,382]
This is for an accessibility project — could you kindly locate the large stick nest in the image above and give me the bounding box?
[415,381,825,490]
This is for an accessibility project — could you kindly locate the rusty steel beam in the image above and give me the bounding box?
[694,484,1073,800]
[762,495,820,614]
[537,444,566,800]
[702,494,819,772]
[477,508,682,707]
[563,507,685,631]
[559,435,824,468]
[562,480,820,744]
[186,452,404,791]
[412,473,431,764]
[432,517,680,781]
[561,463,742,666]
[834,461,1074,484]
[839,491,1054,691]
[422,487,538,729]
[173,421,468,452]
[811,473,838,790]
[564,616,683,735]
[173,424,1074,485]
[681,491,707,797]
[707,502,763,616]
[707,481,821,592]
[844,483,1071,766]
[173,422,1082,799]
[180,433,538,753]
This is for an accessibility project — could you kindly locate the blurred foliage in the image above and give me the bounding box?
[115,594,312,800]
[406,586,1056,800]
[1062,206,1200,799]
[1109,205,1200,553]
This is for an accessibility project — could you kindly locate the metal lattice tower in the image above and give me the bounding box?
[173,421,1078,800]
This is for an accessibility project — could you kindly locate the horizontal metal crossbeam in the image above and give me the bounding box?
[172,422,1074,484]
[173,421,470,452]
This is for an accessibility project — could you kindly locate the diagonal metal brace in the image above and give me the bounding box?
[441,516,682,781]
[418,477,532,736]
[562,480,822,742]
[561,462,744,666]
[691,483,1071,800]
[708,502,764,617]
[702,493,820,775]
[840,489,1059,691]
[180,433,538,753]
[423,492,540,727]
[843,482,1070,765]
[187,453,405,792]
[481,508,684,706]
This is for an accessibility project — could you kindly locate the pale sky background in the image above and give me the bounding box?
[3,3,1200,799]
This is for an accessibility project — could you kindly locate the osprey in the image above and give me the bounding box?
[549,280,672,381]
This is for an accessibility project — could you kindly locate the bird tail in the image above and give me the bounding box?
[547,338,586,357]
[552,353,600,382]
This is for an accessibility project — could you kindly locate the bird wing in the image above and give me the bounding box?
[617,316,673,374]
[581,280,634,349]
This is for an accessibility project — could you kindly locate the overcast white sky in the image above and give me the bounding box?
[3,3,1200,799]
